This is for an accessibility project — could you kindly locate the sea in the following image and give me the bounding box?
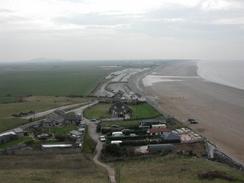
[197,60,244,91]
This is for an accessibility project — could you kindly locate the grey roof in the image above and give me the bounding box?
[161,132,181,141]
[109,102,132,114]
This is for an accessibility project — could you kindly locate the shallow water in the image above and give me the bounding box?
[197,61,244,90]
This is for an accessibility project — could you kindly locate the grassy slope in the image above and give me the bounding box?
[0,96,87,132]
[84,103,161,120]
[116,155,244,183]
[0,154,107,183]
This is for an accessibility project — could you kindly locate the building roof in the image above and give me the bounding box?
[0,131,16,138]
[109,102,132,114]
[161,132,181,140]
[148,128,170,134]
[41,144,73,148]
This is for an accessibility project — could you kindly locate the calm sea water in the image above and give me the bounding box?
[197,61,244,90]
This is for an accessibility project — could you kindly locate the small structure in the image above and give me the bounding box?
[139,118,166,129]
[109,102,132,119]
[37,133,50,140]
[13,128,24,137]
[148,128,170,136]
[161,132,181,143]
[112,131,124,137]
[69,130,82,138]
[0,131,17,144]
[41,144,73,149]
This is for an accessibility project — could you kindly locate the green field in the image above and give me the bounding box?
[130,103,161,119]
[0,62,118,103]
[84,103,161,120]
[0,154,107,183]
[49,124,77,136]
[84,103,111,119]
[116,155,244,183]
[0,96,88,132]
[0,136,33,149]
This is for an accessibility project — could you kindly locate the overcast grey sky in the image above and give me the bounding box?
[0,0,244,62]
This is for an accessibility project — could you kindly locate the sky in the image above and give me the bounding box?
[0,0,244,62]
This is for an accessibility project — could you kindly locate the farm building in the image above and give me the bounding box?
[109,102,132,119]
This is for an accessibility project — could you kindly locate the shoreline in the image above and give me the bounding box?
[130,61,244,165]
[197,61,244,91]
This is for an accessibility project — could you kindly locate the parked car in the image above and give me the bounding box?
[99,135,106,142]
[188,118,198,124]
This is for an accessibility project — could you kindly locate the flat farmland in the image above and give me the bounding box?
[0,61,118,103]
[0,96,88,132]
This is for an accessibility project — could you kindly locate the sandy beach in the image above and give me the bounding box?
[131,61,244,165]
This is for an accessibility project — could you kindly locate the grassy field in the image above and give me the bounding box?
[0,154,108,183]
[49,124,77,136]
[0,136,33,149]
[0,61,118,103]
[84,103,161,120]
[84,103,111,119]
[116,155,244,183]
[130,103,161,119]
[0,96,88,132]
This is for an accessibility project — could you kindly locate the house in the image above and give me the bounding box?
[42,110,81,128]
[42,110,66,128]
[148,128,170,136]
[109,102,132,119]
[65,112,81,125]
[13,128,24,137]
[0,131,17,144]
[112,91,124,101]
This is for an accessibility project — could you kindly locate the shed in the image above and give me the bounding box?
[161,132,181,143]
[148,128,170,136]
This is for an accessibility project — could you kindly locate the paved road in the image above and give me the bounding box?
[71,101,116,183]
[22,103,88,120]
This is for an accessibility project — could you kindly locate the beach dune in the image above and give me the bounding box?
[139,61,244,164]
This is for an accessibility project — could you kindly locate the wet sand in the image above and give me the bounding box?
[138,61,244,164]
